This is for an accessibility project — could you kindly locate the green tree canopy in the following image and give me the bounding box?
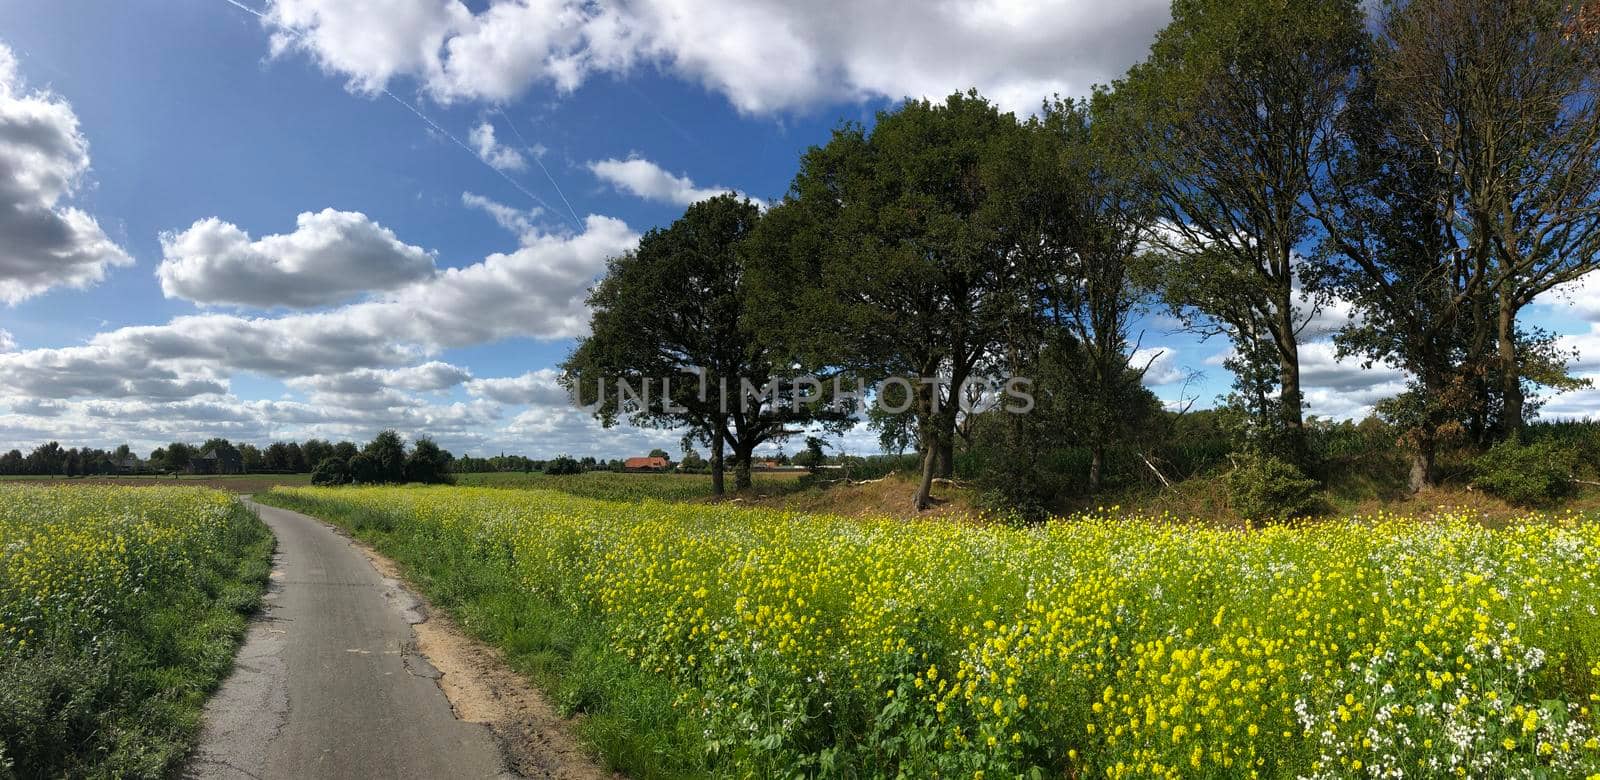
[404,438,454,484]
[363,430,408,484]
[563,194,852,494]
[1117,0,1367,465]
[747,92,1041,510]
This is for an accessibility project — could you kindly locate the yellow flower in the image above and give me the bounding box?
[247,483,1600,780]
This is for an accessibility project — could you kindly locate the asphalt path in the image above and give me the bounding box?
[186,498,513,779]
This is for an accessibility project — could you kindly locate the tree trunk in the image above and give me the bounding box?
[1407,433,1435,493]
[1403,363,1446,493]
[913,441,938,512]
[733,445,753,491]
[912,371,959,511]
[1497,295,1523,440]
[1276,304,1307,463]
[937,364,969,481]
[709,426,726,496]
[1089,442,1104,494]
[1468,373,1491,448]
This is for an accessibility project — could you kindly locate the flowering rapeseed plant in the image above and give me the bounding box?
[1,484,270,777]
[0,484,244,653]
[281,486,1600,778]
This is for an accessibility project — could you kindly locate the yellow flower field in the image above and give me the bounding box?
[273,485,1600,778]
[0,484,271,777]
[1,485,236,648]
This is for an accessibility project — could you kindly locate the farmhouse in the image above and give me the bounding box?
[191,447,244,475]
[624,456,670,472]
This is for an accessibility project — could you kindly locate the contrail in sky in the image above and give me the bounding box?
[219,0,266,19]
[216,0,584,233]
[381,88,576,230]
[493,107,584,231]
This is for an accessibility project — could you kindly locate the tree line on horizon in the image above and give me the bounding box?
[0,432,455,485]
[563,0,1600,515]
[0,436,699,480]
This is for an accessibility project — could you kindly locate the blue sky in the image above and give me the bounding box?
[1,0,1598,459]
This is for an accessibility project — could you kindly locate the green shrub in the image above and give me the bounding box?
[1227,453,1319,525]
[403,439,455,485]
[310,457,349,486]
[543,455,583,475]
[969,439,1062,523]
[347,452,378,484]
[1472,438,1578,506]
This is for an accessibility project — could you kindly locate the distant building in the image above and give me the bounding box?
[191,448,244,475]
[624,456,671,472]
[116,455,144,474]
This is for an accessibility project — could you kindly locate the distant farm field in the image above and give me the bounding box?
[0,485,272,777]
[260,485,1600,779]
[454,469,807,501]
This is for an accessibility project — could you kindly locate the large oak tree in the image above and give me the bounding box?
[1118,0,1367,464]
[747,93,1038,511]
[1373,0,1600,439]
[562,194,851,494]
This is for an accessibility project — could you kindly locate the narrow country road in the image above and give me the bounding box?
[187,499,514,779]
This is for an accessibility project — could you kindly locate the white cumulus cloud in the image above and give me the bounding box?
[469,120,526,171]
[0,43,132,304]
[258,0,1170,115]
[288,361,473,396]
[462,191,540,240]
[1132,347,1187,386]
[1536,272,1600,322]
[157,208,438,309]
[465,368,571,406]
[0,214,638,402]
[588,157,759,207]
[1558,324,1600,372]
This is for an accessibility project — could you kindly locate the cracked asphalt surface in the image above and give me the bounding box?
[186,499,513,779]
